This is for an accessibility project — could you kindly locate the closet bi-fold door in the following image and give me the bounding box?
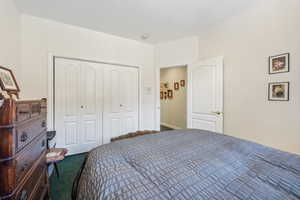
[103,65,139,144]
[55,58,103,155]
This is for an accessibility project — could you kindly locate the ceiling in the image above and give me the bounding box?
[14,0,257,43]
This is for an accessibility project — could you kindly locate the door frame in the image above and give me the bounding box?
[155,56,224,132]
[47,53,142,147]
[155,64,188,131]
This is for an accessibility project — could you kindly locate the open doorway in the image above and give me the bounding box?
[160,66,187,131]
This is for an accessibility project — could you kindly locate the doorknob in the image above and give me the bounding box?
[81,105,84,108]
[211,111,223,115]
[120,104,123,107]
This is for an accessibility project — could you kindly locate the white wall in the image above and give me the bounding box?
[0,0,20,78]
[160,66,187,129]
[197,0,300,154]
[155,36,199,67]
[20,15,156,130]
[154,36,199,129]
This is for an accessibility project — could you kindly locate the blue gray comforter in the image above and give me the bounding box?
[77,129,300,200]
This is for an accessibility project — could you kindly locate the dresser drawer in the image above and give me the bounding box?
[30,172,48,200]
[0,98,48,200]
[16,103,31,123]
[16,134,46,184]
[16,117,46,152]
[16,100,47,124]
[15,157,46,200]
[30,102,42,119]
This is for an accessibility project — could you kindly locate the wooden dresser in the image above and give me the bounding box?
[0,98,49,200]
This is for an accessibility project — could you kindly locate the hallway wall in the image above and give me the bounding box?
[160,66,187,129]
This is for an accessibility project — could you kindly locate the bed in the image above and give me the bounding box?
[74,129,300,200]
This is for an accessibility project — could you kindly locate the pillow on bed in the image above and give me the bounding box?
[110,130,159,142]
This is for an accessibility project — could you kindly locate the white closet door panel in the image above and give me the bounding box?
[123,116,135,133]
[120,71,133,112]
[80,61,103,149]
[103,65,139,144]
[119,67,139,134]
[111,118,121,138]
[103,66,121,143]
[83,120,97,142]
[82,64,97,114]
[55,58,103,155]
[111,70,121,113]
[55,59,81,150]
[65,122,79,145]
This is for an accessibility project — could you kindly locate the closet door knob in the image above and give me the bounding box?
[120,104,123,107]
[81,105,84,108]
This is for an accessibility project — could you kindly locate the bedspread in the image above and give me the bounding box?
[76,129,300,200]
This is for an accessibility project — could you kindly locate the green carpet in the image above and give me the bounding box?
[50,153,87,200]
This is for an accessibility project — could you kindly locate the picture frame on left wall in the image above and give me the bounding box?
[0,66,20,93]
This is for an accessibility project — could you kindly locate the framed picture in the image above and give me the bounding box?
[269,53,289,74]
[0,66,20,92]
[167,90,173,99]
[164,92,167,99]
[164,82,169,89]
[268,82,289,101]
[174,82,179,90]
[160,91,164,99]
[180,80,185,87]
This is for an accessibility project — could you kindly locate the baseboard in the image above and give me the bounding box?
[160,122,182,130]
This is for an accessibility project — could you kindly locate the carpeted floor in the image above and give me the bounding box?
[50,129,173,199]
[50,153,87,200]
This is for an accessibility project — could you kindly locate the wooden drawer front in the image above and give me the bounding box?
[31,101,46,117]
[40,100,47,114]
[30,173,47,200]
[16,134,46,184]
[15,159,46,200]
[16,117,47,152]
[16,103,31,123]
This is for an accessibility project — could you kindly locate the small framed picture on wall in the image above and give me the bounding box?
[164,92,167,99]
[174,82,179,90]
[269,53,289,74]
[167,90,173,99]
[0,66,20,93]
[268,82,289,101]
[180,80,185,87]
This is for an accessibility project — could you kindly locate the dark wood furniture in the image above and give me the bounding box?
[0,98,49,200]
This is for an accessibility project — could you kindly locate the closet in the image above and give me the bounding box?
[54,58,139,155]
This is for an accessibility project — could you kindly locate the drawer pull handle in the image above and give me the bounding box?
[19,111,29,114]
[19,190,27,200]
[41,121,46,128]
[21,163,29,172]
[20,132,28,142]
[41,140,46,147]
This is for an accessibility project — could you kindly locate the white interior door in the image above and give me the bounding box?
[187,57,224,133]
[103,65,139,144]
[55,58,102,155]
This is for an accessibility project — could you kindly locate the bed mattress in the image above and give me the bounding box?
[76,129,300,200]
